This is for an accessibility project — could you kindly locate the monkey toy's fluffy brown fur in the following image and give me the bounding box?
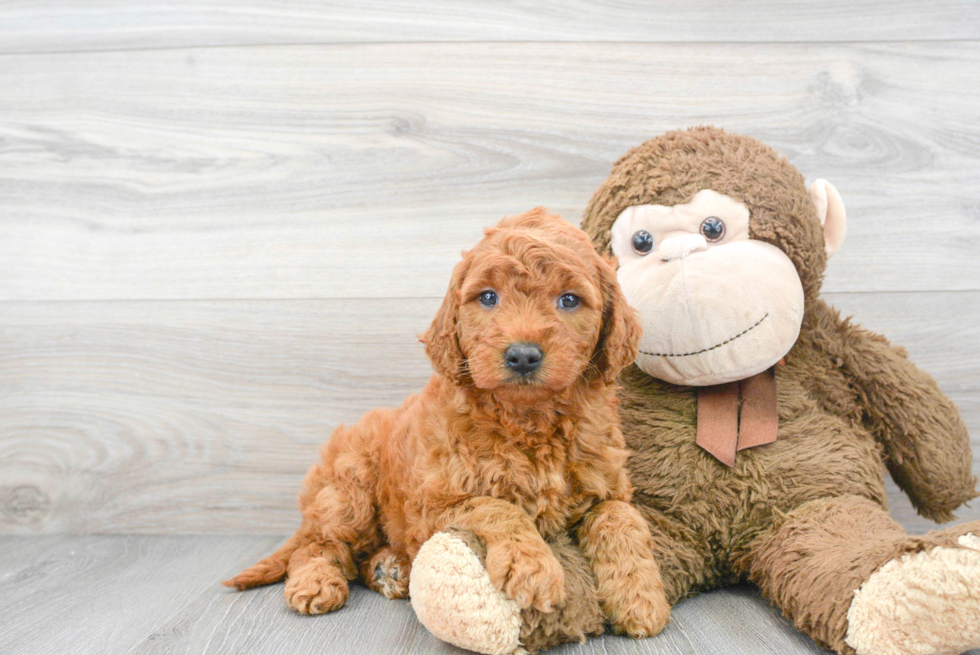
[410,128,980,655]
[223,209,670,642]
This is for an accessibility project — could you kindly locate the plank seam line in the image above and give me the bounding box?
[1,289,978,305]
[1,37,979,57]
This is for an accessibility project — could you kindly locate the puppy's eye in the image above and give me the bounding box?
[478,290,498,307]
[700,216,725,242]
[632,230,654,255]
[557,293,580,310]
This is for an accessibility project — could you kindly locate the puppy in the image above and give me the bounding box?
[224,208,670,637]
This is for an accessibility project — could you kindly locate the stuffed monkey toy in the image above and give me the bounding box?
[408,127,980,655]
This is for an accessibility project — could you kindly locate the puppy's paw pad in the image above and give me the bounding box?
[368,552,410,599]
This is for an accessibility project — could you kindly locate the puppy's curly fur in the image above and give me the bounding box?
[223,209,670,635]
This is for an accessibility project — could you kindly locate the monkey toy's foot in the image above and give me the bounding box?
[364,546,411,599]
[846,533,980,655]
[410,529,606,655]
[410,530,524,655]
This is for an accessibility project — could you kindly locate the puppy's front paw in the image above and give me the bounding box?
[485,538,565,612]
[603,556,671,638]
[607,583,670,639]
[284,561,349,615]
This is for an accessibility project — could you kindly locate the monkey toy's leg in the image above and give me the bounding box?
[637,505,716,605]
[740,494,980,655]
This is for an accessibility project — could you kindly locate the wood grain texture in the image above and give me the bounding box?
[0,298,435,535]
[2,1,979,54]
[2,42,980,301]
[0,535,892,655]
[154,580,832,655]
[0,535,282,654]
[3,533,980,655]
[2,292,977,535]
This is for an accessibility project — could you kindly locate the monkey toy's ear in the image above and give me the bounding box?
[808,179,847,258]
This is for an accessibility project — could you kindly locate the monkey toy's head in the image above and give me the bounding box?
[582,127,847,386]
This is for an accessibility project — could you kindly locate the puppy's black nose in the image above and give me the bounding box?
[504,343,543,375]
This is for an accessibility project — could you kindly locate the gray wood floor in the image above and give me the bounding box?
[1,535,978,654]
[2,2,980,654]
[0,535,849,655]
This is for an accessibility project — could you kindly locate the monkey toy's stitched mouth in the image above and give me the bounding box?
[639,313,769,358]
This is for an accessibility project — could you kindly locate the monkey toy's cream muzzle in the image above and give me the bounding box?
[610,193,805,386]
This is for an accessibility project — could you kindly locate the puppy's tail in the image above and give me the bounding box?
[222,529,308,591]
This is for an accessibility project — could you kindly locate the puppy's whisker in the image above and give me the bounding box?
[583,360,602,380]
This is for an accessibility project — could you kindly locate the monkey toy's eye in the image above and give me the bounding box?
[478,290,498,307]
[557,293,580,310]
[631,230,654,255]
[700,216,726,242]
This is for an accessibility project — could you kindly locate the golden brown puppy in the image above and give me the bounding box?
[223,208,670,637]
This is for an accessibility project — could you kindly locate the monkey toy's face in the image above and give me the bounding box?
[611,189,804,386]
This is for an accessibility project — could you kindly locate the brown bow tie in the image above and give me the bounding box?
[695,364,781,467]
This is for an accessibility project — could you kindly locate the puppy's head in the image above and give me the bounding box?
[421,208,641,402]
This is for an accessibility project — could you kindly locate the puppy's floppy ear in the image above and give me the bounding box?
[420,253,471,384]
[589,255,642,383]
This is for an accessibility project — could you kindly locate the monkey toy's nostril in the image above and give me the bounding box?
[504,343,543,375]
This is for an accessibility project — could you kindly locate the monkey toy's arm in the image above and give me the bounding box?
[817,300,977,521]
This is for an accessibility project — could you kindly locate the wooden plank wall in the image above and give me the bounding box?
[1,1,978,535]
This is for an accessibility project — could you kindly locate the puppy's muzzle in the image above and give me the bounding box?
[504,343,543,377]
